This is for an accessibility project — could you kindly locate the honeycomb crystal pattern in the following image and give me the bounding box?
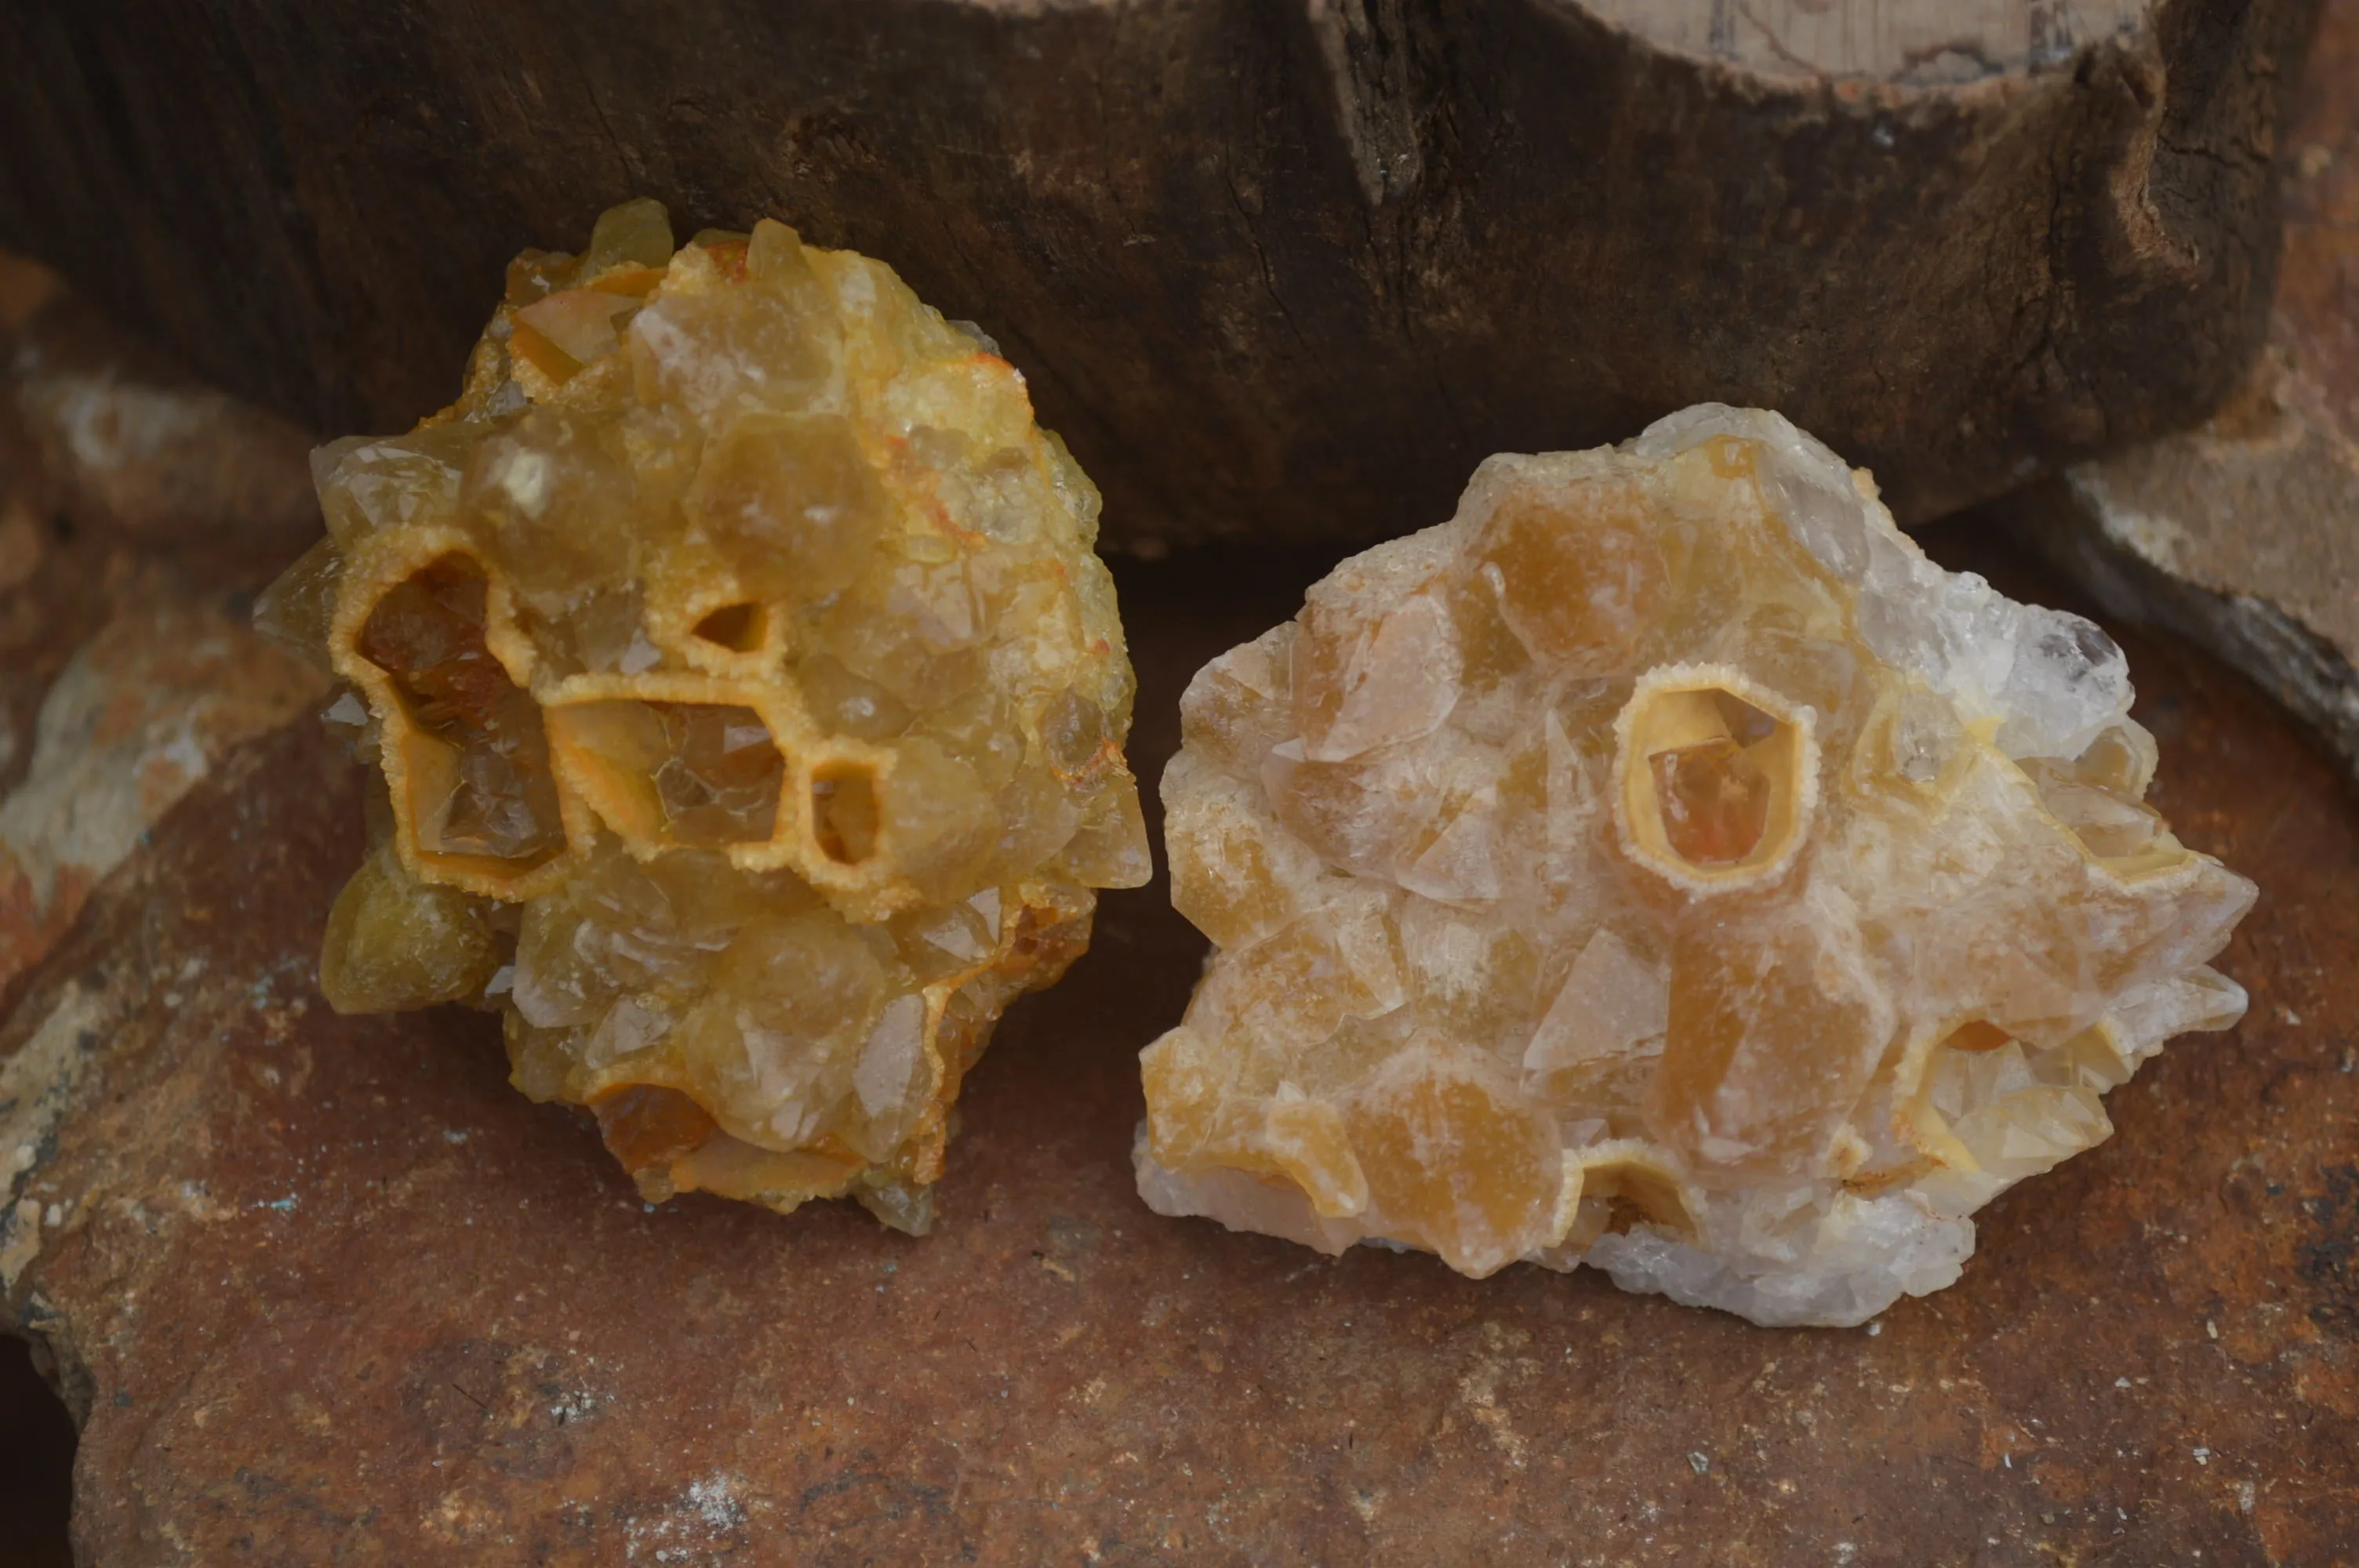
[1138,405,2256,1325]
[257,199,1149,1231]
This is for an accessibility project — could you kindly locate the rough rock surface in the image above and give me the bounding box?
[0,256,328,1000]
[2,524,2354,1563]
[256,200,1147,1229]
[1142,407,2254,1326]
[0,0,2321,550]
[2033,0,2359,779]
[0,249,330,1565]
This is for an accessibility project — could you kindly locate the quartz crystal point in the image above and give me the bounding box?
[256,199,1149,1232]
[1137,405,2255,1326]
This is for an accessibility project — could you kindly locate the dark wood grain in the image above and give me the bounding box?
[0,0,2319,550]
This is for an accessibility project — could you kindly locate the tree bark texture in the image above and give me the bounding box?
[0,0,2321,551]
[2016,0,2359,782]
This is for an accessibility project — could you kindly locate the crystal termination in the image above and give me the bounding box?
[1139,405,2255,1325]
[260,200,1148,1231]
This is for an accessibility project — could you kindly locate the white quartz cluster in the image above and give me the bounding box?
[1138,404,2255,1327]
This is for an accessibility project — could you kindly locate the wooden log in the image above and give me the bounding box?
[0,0,2320,550]
[2019,0,2359,781]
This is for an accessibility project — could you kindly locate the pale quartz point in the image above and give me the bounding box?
[1138,405,2256,1326]
[1521,929,1667,1077]
[259,199,1149,1231]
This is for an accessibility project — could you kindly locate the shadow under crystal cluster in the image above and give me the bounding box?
[1139,405,2256,1325]
[257,200,1148,1231]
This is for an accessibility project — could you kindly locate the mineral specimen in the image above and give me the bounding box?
[1137,405,2256,1326]
[256,199,1149,1231]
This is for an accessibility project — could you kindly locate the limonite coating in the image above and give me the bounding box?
[1140,406,2254,1325]
[259,200,1147,1232]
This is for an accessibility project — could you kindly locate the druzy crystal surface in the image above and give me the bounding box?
[257,200,1147,1230]
[1138,405,2255,1325]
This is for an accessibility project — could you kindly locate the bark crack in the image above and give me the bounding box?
[1307,0,1426,206]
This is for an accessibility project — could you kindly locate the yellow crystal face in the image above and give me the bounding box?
[259,199,1149,1232]
[1139,405,2256,1324]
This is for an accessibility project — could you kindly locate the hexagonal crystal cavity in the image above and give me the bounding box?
[259,199,1149,1231]
[1139,405,2255,1325]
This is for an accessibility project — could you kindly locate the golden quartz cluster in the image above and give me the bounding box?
[258,200,1147,1231]
[1139,406,2256,1325]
